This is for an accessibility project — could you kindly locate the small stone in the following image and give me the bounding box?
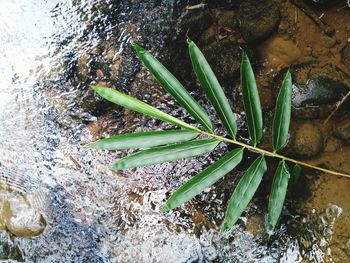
[322,35,336,48]
[341,44,350,67]
[324,26,335,37]
[202,37,256,81]
[238,0,280,43]
[110,59,122,79]
[245,214,265,237]
[96,69,104,78]
[291,123,324,158]
[77,55,90,81]
[105,48,117,60]
[91,46,101,55]
[292,76,350,119]
[334,119,350,144]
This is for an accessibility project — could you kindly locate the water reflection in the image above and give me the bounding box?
[0,0,349,262]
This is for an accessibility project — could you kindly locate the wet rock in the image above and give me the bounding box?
[177,9,213,42]
[334,119,350,144]
[238,0,280,43]
[259,36,301,69]
[292,76,350,119]
[2,195,46,238]
[290,123,324,158]
[202,39,242,81]
[202,37,256,81]
[245,214,265,238]
[77,55,90,81]
[95,69,104,78]
[341,44,350,67]
[212,9,236,29]
[161,9,213,83]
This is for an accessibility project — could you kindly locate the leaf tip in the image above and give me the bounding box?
[241,51,249,62]
[132,42,145,54]
[85,141,97,149]
[267,229,274,237]
[90,84,98,92]
[186,37,193,45]
[286,69,292,78]
[160,204,170,213]
[220,224,230,235]
[111,162,123,170]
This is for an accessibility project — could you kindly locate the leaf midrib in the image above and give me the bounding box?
[159,68,210,130]
[274,85,287,150]
[180,148,243,196]
[242,62,258,144]
[234,156,263,209]
[196,53,235,137]
[225,155,264,224]
[124,140,218,163]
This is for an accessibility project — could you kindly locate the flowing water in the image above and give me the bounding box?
[0,0,350,262]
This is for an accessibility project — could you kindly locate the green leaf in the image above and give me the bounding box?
[272,70,292,152]
[161,147,244,212]
[288,164,301,190]
[187,38,237,139]
[222,154,267,234]
[133,43,214,132]
[268,160,290,234]
[88,130,199,150]
[240,52,263,146]
[112,138,220,169]
[91,85,198,131]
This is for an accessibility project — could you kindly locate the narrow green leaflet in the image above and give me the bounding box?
[268,160,290,234]
[88,130,199,150]
[288,164,301,190]
[187,38,237,139]
[112,139,220,169]
[92,85,198,131]
[161,147,244,212]
[222,154,267,233]
[240,52,263,146]
[272,70,292,152]
[133,43,213,132]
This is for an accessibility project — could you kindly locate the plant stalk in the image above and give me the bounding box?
[200,131,350,179]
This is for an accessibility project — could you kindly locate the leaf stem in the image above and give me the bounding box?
[200,131,350,179]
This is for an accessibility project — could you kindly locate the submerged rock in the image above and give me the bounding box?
[292,76,350,119]
[238,0,280,43]
[290,122,324,158]
[258,36,301,69]
[202,38,243,81]
[2,196,46,238]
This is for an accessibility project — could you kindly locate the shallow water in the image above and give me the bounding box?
[0,0,350,262]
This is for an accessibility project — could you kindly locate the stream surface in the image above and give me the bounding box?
[0,0,350,262]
